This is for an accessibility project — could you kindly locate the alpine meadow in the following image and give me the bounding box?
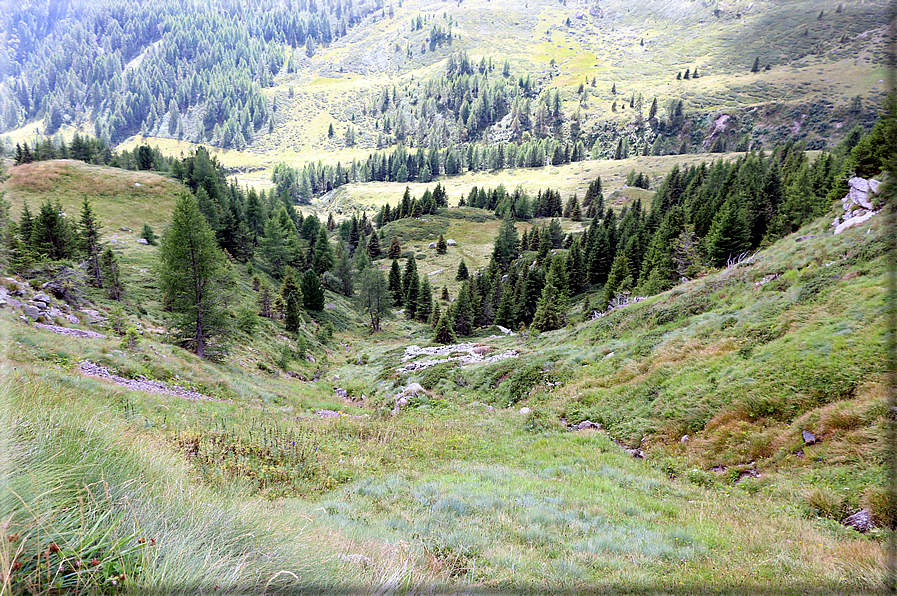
[1,0,896,594]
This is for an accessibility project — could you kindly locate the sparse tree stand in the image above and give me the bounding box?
[159,193,233,359]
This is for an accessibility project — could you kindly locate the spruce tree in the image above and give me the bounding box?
[388,259,404,305]
[437,234,448,254]
[456,260,469,280]
[452,282,475,336]
[79,199,103,287]
[281,268,303,332]
[300,269,325,310]
[531,281,567,332]
[159,193,232,358]
[312,227,334,274]
[416,277,433,322]
[441,286,450,301]
[367,230,382,258]
[356,268,391,332]
[433,311,456,344]
[601,251,632,310]
[706,198,751,266]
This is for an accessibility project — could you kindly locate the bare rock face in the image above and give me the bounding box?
[833,177,881,234]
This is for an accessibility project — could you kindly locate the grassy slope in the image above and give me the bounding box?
[0,158,889,593]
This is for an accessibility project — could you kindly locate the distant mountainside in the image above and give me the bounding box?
[0,0,890,169]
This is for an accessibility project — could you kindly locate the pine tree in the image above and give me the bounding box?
[441,286,450,301]
[491,212,519,271]
[601,251,632,310]
[159,193,232,358]
[751,57,760,73]
[280,268,303,332]
[300,269,325,310]
[437,234,448,254]
[456,260,469,280]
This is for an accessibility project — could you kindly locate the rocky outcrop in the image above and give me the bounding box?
[844,509,876,533]
[398,343,519,372]
[833,177,881,234]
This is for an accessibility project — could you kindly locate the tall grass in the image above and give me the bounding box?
[0,370,357,594]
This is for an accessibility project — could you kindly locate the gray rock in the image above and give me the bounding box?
[0,299,6,308]
[519,406,532,414]
[66,314,80,325]
[428,242,437,249]
[574,420,601,431]
[802,430,817,445]
[23,305,41,319]
[680,435,690,443]
[137,238,149,245]
[47,307,64,319]
[795,235,816,242]
[334,387,349,398]
[33,293,52,303]
[402,382,425,396]
[32,301,47,309]
[446,239,457,246]
[844,509,875,533]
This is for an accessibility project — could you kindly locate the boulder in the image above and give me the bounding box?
[401,382,425,396]
[801,430,817,445]
[33,293,53,303]
[23,305,41,319]
[334,387,349,398]
[519,406,532,414]
[137,238,149,245]
[574,420,601,431]
[446,239,457,246]
[428,242,437,249]
[844,509,875,533]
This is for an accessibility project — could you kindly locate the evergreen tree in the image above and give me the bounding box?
[571,198,582,221]
[433,311,456,344]
[79,199,103,286]
[159,193,232,358]
[416,277,433,322]
[452,282,476,336]
[751,57,760,73]
[436,234,448,254]
[491,212,519,271]
[333,242,354,296]
[31,200,75,260]
[300,269,325,310]
[388,259,404,305]
[456,260,470,280]
[387,236,402,259]
[531,280,567,331]
[706,198,750,267]
[601,251,633,310]
[367,231,382,258]
[312,227,334,274]
[101,246,123,301]
[441,286,450,301]
[280,267,303,332]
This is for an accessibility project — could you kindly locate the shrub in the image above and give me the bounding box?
[803,487,846,521]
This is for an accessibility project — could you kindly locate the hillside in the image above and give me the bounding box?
[0,151,890,593]
[1,0,890,188]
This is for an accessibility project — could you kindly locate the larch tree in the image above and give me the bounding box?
[159,193,233,358]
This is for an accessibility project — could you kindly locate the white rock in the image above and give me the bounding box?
[519,407,532,414]
[446,239,457,246]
